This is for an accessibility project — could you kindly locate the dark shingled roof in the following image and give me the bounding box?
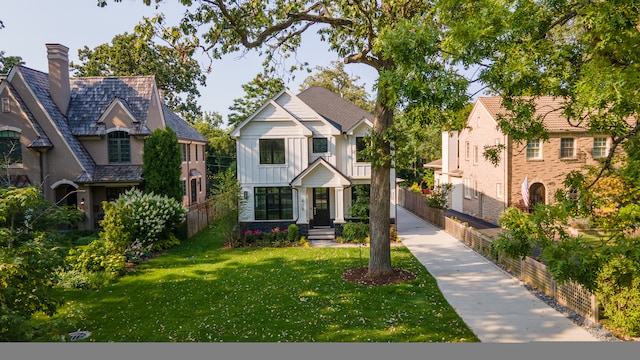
[19,66,96,176]
[67,76,155,136]
[76,165,143,184]
[5,82,54,148]
[162,104,207,142]
[297,86,374,132]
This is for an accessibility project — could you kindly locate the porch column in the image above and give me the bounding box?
[334,187,345,223]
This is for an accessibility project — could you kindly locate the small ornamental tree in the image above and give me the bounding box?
[143,127,182,202]
[1,186,83,341]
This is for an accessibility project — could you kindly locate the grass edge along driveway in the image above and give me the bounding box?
[47,222,479,342]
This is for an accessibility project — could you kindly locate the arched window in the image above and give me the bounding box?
[108,131,130,163]
[0,130,22,164]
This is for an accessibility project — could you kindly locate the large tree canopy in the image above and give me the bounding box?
[101,0,471,277]
[71,18,207,122]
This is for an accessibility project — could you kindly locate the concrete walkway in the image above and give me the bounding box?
[396,206,599,342]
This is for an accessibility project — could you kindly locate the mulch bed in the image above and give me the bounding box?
[342,266,416,286]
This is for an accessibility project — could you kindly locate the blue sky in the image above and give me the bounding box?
[0,0,379,124]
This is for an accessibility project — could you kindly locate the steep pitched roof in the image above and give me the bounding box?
[67,76,155,136]
[4,82,53,148]
[477,96,587,132]
[19,66,96,175]
[162,104,207,142]
[296,86,374,132]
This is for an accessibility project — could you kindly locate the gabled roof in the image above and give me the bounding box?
[477,96,587,132]
[18,66,96,175]
[290,157,351,187]
[229,96,313,138]
[2,82,54,148]
[297,86,374,133]
[67,76,156,136]
[162,104,207,142]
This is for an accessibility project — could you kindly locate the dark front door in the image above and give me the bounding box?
[313,187,330,226]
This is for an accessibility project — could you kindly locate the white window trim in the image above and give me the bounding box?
[1,98,10,113]
[526,139,542,160]
[473,145,479,165]
[464,178,471,199]
[473,180,479,198]
[465,141,470,161]
[496,182,503,199]
[560,137,576,159]
[593,137,609,159]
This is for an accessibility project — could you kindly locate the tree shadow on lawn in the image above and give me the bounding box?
[52,242,478,342]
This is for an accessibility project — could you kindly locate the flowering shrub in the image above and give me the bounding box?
[236,226,296,248]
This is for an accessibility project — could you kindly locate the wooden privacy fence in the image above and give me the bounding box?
[400,187,599,323]
[397,187,445,227]
[186,200,218,238]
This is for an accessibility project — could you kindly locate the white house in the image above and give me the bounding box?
[230,86,396,237]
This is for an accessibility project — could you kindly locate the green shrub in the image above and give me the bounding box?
[56,269,116,290]
[425,183,452,210]
[342,222,369,243]
[152,233,181,251]
[597,254,640,336]
[287,224,300,243]
[67,238,126,275]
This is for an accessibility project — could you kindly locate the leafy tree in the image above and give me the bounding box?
[1,186,83,341]
[227,74,285,129]
[70,18,206,122]
[142,127,182,202]
[0,51,23,74]
[191,111,236,177]
[299,60,373,112]
[102,0,471,277]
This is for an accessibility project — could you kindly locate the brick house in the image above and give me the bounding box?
[0,43,207,229]
[434,96,611,225]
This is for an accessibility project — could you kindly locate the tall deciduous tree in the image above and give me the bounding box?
[102,0,471,277]
[227,74,285,129]
[142,127,183,202]
[191,111,236,176]
[71,18,206,122]
[299,60,373,112]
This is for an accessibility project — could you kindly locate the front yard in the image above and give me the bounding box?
[38,221,478,342]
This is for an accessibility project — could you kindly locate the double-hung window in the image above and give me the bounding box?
[259,139,285,164]
[560,138,575,159]
[355,137,369,162]
[526,139,541,160]
[593,137,608,159]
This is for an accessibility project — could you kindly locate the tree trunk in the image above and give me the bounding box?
[367,89,394,277]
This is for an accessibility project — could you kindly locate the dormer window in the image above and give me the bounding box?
[312,138,328,153]
[108,131,130,163]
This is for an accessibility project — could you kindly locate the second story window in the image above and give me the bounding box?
[312,138,328,153]
[593,137,608,159]
[473,145,479,165]
[560,138,575,159]
[527,139,541,160]
[108,131,130,163]
[0,130,21,164]
[356,137,369,162]
[259,139,285,164]
[465,141,470,160]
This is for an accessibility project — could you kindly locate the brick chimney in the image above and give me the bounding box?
[46,44,70,114]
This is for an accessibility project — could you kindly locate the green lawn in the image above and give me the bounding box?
[42,222,479,342]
